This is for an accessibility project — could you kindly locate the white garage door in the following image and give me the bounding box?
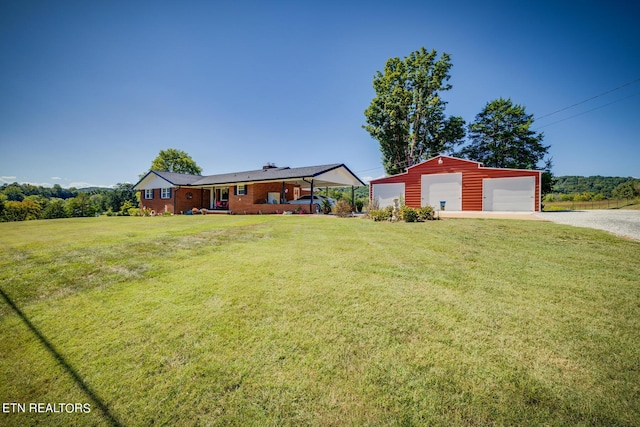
[372,183,405,208]
[421,173,462,211]
[483,177,535,211]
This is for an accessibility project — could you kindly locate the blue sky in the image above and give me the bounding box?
[1,0,638,188]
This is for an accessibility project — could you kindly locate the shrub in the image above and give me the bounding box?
[417,206,434,221]
[321,199,332,214]
[368,198,380,212]
[1,200,42,221]
[368,206,393,221]
[399,206,418,222]
[42,198,67,219]
[333,199,353,218]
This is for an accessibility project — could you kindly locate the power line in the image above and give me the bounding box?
[537,77,640,120]
[535,92,640,130]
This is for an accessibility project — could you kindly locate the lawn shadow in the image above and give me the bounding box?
[0,287,122,427]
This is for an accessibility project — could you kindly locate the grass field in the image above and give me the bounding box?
[1,215,639,426]
[543,198,640,211]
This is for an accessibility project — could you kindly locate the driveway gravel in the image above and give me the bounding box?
[534,210,640,241]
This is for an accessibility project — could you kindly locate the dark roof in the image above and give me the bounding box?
[135,164,364,190]
[149,170,204,186]
[193,164,349,185]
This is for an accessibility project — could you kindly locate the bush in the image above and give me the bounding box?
[399,206,418,222]
[368,205,436,222]
[42,198,67,219]
[417,206,434,221]
[367,206,393,221]
[1,200,42,221]
[333,199,353,218]
[321,199,332,214]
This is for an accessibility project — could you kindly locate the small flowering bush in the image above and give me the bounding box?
[333,199,353,218]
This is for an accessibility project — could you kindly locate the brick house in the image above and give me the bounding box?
[134,163,365,215]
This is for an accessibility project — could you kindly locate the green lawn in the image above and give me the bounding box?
[1,215,639,426]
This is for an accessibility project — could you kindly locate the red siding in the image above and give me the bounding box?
[371,156,541,211]
[228,183,301,214]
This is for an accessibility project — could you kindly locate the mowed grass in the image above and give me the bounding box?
[1,215,639,426]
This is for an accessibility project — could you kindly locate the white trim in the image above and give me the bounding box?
[134,173,174,190]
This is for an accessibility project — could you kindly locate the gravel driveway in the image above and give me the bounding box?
[534,210,640,241]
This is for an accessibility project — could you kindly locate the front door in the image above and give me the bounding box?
[215,187,229,209]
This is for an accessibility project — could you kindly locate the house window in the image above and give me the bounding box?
[237,184,246,196]
[161,188,172,199]
[144,189,153,199]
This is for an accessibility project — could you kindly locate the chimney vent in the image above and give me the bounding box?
[263,162,277,171]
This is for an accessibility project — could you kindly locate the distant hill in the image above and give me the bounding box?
[552,176,637,197]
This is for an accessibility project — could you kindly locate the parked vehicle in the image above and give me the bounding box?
[288,195,336,213]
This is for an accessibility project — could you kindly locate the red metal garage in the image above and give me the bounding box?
[370,155,542,212]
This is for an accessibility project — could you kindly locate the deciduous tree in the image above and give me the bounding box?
[150,148,202,175]
[459,97,553,193]
[459,98,549,170]
[364,47,465,175]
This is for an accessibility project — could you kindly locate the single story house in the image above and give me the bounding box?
[134,163,365,215]
[370,155,542,212]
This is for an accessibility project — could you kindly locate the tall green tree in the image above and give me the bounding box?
[150,148,202,175]
[612,180,639,200]
[42,198,67,219]
[364,47,465,175]
[459,97,553,193]
[459,98,549,170]
[65,193,95,218]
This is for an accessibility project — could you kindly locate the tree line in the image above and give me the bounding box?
[0,182,139,222]
[546,176,640,202]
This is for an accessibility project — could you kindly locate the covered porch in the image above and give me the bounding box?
[187,164,365,215]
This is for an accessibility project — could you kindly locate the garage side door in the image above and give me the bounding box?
[372,183,405,208]
[483,177,535,211]
[421,173,462,210]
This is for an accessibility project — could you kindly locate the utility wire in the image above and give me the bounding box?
[537,77,640,120]
[535,92,640,130]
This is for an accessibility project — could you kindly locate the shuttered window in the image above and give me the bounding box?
[161,188,172,199]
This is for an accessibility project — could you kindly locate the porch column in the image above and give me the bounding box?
[173,186,177,214]
[310,179,314,213]
[210,187,215,210]
[281,182,285,203]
